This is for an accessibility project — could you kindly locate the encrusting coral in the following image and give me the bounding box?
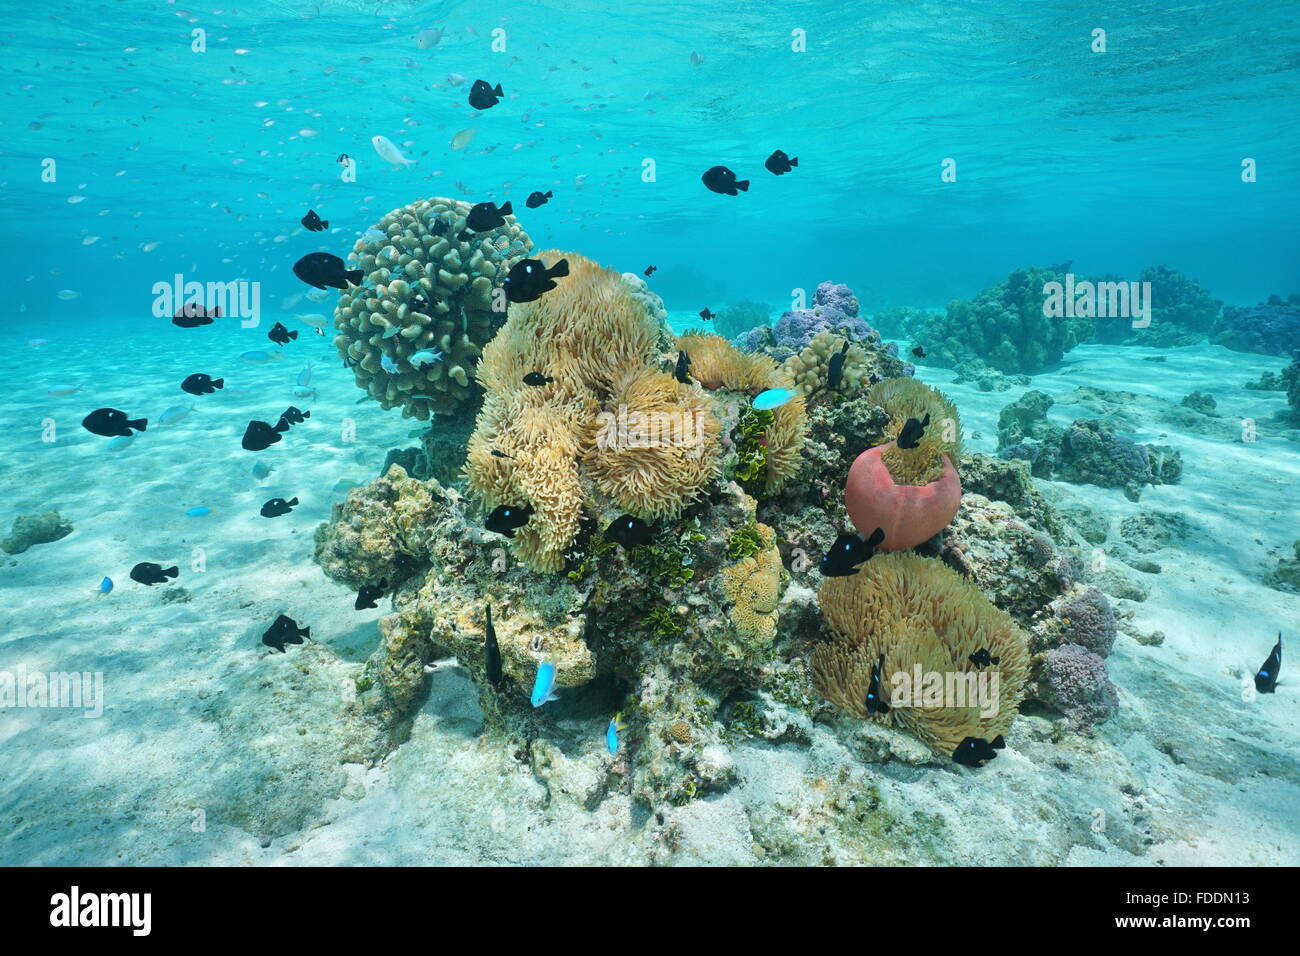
[719,521,782,647]
[814,552,1031,754]
[334,197,533,422]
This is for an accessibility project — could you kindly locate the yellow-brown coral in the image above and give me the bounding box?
[813,553,1029,754]
[720,522,782,647]
[675,331,785,392]
[465,252,721,571]
[782,331,872,396]
[866,378,962,485]
[334,197,532,421]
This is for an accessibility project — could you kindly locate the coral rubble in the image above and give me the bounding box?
[1,510,73,555]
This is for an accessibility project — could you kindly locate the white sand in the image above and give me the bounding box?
[1,323,1296,865]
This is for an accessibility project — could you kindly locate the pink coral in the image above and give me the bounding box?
[1040,643,1118,735]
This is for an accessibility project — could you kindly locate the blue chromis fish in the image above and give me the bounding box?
[752,387,796,411]
[381,354,399,374]
[530,660,559,708]
[240,350,283,364]
[95,576,113,597]
[185,507,214,517]
[606,712,627,755]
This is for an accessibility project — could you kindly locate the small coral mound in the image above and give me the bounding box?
[1038,643,1119,735]
[866,378,962,485]
[0,510,72,555]
[1093,264,1222,348]
[719,522,782,647]
[676,331,785,392]
[782,331,873,396]
[772,281,871,350]
[334,197,533,422]
[1213,293,1300,357]
[814,553,1030,754]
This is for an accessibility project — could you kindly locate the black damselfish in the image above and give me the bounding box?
[468,79,503,110]
[1255,633,1282,693]
[260,496,298,518]
[605,514,652,549]
[674,350,691,384]
[181,373,224,395]
[467,200,512,232]
[293,252,363,290]
[699,308,715,321]
[866,654,891,715]
[263,613,309,653]
[826,340,851,390]
[525,190,553,209]
[953,735,1005,768]
[764,149,798,175]
[819,528,886,577]
[912,345,927,359]
[301,209,328,232]
[969,648,1001,669]
[278,405,310,426]
[485,603,503,688]
[485,503,534,538]
[172,302,220,328]
[523,372,553,387]
[268,321,298,346]
[701,165,749,195]
[241,419,289,451]
[503,257,569,303]
[83,408,147,438]
[897,412,931,450]
[644,265,657,276]
[354,579,387,610]
[129,562,178,586]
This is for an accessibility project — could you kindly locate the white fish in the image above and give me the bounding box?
[280,292,304,310]
[158,404,196,425]
[240,350,283,364]
[295,313,329,331]
[304,287,330,303]
[46,385,81,396]
[381,354,399,374]
[27,338,50,348]
[416,27,442,49]
[409,348,443,367]
[141,241,159,252]
[381,326,402,339]
[690,51,704,66]
[107,434,136,452]
[446,73,468,86]
[362,228,387,243]
[297,360,314,386]
[292,385,318,399]
[82,235,99,245]
[56,290,80,300]
[372,135,415,166]
[450,128,476,150]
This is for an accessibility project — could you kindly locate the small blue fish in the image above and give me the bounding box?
[752,387,796,411]
[95,576,113,596]
[185,506,213,517]
[530,660,559,708]
[606,712,627,755]
[362,228,387,243]
[409,348,443,368]
[381,354,399,374]
[240,350,283,364]
[297,361,313,387]
[251,461,273,480]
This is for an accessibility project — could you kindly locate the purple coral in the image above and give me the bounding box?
[1040,643,1119,735]
[772,281,875,349]
[1053,586,1116,657]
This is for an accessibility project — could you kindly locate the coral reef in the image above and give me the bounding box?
[814,553,1031,755]
[771,281,872,351]
[1,510,73,555]
[1036,643,1120,735]
[909,266,1092,374]
[1211,293,1300,356]
[713,299,771,340]
[333,197,533,422]
[1284,354,1300,425]
[1264,541,1300,594]
[1092,265,1221,347]
[951,357,1031,392]
[865,378,962,486]
[781,331,874,397]
[996,392,1182,499]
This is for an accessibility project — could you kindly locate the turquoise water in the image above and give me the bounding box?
[2,1,1298,867]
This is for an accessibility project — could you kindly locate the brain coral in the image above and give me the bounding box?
[334,197,532,422]
[813,553,1030,754]
[719,521,782,648]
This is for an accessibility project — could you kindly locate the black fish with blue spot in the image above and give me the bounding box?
[953,734,1005,768]
[484,603,503,688]
[354,579,387,610]
[129,562,178,586]
[764,149,798,175]
[503,257,569,303]
[523,372,553,387]
[181,373,224,395]
[525,190,553,209]
[262,613,310,653]
[819,528,885,577]
[969,648,1000,669]
[467,201,512,232]
[268,322,298,346]
[897,412,931,450]
[260,496,298,518]
[701,165,748,195]
[468,79,504,110]
[605,514,652,549]
[485,503,534,538]
[82,407,147,438]
[674,349,691,384]
[866,653,890,715]
[293,252,363,291]
[301,209,328,232]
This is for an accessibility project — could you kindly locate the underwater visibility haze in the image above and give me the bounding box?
[0,0,1298,870]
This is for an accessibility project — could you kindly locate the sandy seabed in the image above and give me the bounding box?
[1,316,1296,866]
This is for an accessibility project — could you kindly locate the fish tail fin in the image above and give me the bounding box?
[493,83,503,96]
[322,220,329,229]
[303,410,312,419]
[275,419,290,432]
[302,627,311,639]
[130,418,147,432]
[288,497,299,506]
[991,734,1006,749]
[164,566,179,579]
[545,190,553,198]
[346,269,364,286]
[289,330,299,339]
[213,378,224,389]
[736,179,750,192]
[500,201,513,216]
[790,157,798,166]
[549,258,570,278]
